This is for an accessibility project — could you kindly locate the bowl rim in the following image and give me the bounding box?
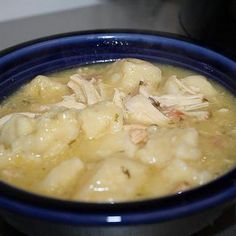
[0,29,236,225]
[0,29,235,61]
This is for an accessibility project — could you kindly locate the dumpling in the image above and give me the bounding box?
[0,114,36,147]
[0,108,80,158]
[73,157,148,202]
[137,127,201,166]
[37,157,84,196]
[79,101,123,139]
[23,75,70,103]
[103,58,162,95]
[76,130,138,161]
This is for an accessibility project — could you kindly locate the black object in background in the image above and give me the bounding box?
[179,0,236,60]
[0,216,24,236]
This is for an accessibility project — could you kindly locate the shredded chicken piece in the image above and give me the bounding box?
[124,124,147,131]
[53,95,86,110]
[68,74,102,105]
[145,90,209,114]
[67,81,86,103]
[218,108,229,113]
[139,82,209,120]
[97,79,113,100]
[139,85,209,111]
[0,112,38,128]
[183,102,209,111]
[129,129,148,144]
[139,85,151,98]
[164,109,185,121]
[125,95,170,126]
[40,95,86,111]
[113,89,126,110]
[124,124,148,144]
[183,111,210,120]
[172,76,197,95]
[151,94,208,110]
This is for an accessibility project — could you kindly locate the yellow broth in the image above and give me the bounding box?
[0,58,235,202]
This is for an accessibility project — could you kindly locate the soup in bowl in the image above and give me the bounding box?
[0,58,236,204]
[0,31,236,236]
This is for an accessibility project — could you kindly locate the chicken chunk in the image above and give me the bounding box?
[181,75,217,98]
[97,80,115,101]
[124,124,148,145]
[125,94,170,126]
[152,94,208,111]
[40,94,86,111]
[141,77,210,120]
[68,74,102,105]
[113,88,127,110]
[73,157,148,202]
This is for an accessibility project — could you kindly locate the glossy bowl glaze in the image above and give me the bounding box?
[0,30,236,236]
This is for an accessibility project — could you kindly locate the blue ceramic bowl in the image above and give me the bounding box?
[0,30,236,236]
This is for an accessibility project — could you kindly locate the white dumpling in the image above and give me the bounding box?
[0,114,36,147]
[165,159,211,184]
[79,101,123,139]
[137,127,201,166]
[37,157,84,196]
[77,130,138,161]
[24,75,70,103]
[73,157,148,202]
[144,159,212,197]
[103,58,162,94]
[0,108,80,158]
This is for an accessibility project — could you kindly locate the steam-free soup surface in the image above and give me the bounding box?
[0,58,236,202]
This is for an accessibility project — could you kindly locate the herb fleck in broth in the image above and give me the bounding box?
[0,58,235,202]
